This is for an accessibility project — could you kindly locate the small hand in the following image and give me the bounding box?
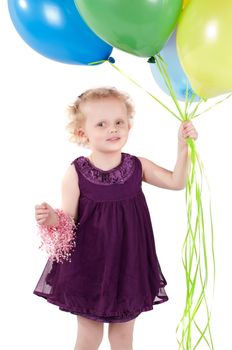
[178,120,198,146]
[35,202,58,226]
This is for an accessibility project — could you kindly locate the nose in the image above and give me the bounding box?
[109,126,118,133]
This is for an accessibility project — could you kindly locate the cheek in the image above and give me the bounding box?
[92,130,106,142]
[121,124,130,134]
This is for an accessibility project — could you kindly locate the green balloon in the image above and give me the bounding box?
[75,0,182,57]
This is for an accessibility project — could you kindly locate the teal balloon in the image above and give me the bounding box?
[8,0,112,65]
[150,31,199,101]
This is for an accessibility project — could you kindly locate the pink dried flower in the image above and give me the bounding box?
[37,209,77,263]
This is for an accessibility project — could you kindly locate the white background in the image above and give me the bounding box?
[0,1,231,349]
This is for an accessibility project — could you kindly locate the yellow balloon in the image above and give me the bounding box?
[182,0,189,9]
[177,0,232,98]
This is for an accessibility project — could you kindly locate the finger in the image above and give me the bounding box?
[36,212,49,217]
[37,218,47,224]
[35,211,49,218]
[184,130,193,137]
[36,208,49,213]
[185,128,196,136]
[36,213,49,220]
[184,124,194,131]
[183,130,191,137]
[41,202,48,209]
[36,218,48,225]
[35,206,47,211]
[37,215,48,220]
[183,121,192,127]
[35,205,48,210]
[188,129,197,135]
[186,131,198,138]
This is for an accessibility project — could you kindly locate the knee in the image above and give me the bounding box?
[108,327,133,348]
[76,316,104,349]
[77,333,103,349]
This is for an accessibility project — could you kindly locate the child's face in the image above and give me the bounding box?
[80,97,131,153]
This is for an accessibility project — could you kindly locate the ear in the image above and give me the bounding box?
[128,119,133,130]
[75,128,89,143]
[75,128,85,137]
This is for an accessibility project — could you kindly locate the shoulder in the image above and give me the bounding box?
[136,156,161,181]
[124,153,147,166]
[136,156,148,179]
[137,156,147,166]
[62,163,79,186]
[71,155,85,166]
[137,156,158,168]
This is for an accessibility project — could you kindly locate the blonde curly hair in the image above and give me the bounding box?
[66,87,135,147]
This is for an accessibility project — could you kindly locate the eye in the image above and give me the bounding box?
[116,120,124,125]
[97,121,105,127]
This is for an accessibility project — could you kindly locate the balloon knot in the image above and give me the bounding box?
[147,56,156,64]
[108,56,115,63]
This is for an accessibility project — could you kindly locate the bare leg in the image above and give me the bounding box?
[74,315,104,350]
[108,318,136,350]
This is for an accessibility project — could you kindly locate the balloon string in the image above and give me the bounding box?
[192,93,232,119]
[88,58,231,121]
[88,59,181,120]
[154,55,216,350]
[107,61,183,121]
[155,54,185,119]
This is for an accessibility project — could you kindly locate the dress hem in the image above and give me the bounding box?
[33,291,169,323]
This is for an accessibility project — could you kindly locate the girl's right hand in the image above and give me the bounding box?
[35,202,58,227]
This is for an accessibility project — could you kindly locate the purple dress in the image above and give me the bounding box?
[33,153,168,323]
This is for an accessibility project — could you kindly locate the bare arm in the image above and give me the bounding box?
[138,152,188,191]
[60,164,80,221]
[35,164,80,225]
[138,121,198,191]
[172,143,190,190]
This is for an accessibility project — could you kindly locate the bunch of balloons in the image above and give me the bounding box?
[75,0,232,100]
[8,0,232,100]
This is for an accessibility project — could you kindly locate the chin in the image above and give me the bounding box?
[103,145,123,153]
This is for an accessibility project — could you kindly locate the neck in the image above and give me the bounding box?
[89,151,122,171]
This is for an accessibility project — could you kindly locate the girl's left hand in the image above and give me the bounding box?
[178,120,198,146]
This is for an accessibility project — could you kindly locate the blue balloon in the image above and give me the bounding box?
[8,0,113,65]
[150,31,199,101]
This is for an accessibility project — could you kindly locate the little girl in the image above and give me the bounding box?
[34,87,198,350]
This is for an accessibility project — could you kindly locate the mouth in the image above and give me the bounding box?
[106,137,121,142]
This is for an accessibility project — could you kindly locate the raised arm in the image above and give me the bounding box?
[138,121,198,191]
[138,154,188,191]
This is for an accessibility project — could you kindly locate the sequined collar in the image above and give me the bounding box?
[76,153,135,185]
